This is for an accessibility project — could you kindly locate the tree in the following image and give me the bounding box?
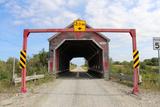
[0,57,20,80]
[151,58,158,66]
[143,58,158,66]
[27,49,49,75]
[121,61,129,65]
[113,61,121,65]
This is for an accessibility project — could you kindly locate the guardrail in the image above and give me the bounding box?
[13,74,44,84]
[110,73,133,81]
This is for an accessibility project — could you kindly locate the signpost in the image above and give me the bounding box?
[153,37,160,74]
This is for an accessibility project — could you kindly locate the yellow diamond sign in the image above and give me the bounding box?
[74,20,86,32]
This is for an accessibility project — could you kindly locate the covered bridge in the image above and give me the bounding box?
[48,20,110,78]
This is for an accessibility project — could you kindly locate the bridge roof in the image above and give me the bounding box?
[48,20,110,42]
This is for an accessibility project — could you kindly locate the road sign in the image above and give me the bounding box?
[74,20,86,31]
[133,50,140,68]
[19,50,27,69]
[153,37,160,74]
[153,37,160,50]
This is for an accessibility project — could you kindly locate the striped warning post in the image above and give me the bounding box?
[19,50,27,69]
[133,50,140,68]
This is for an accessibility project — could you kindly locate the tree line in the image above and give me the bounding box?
[0,49,159,82]
[111,57,159,74]
[0,49,48,81]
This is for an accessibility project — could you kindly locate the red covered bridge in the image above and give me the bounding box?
[48,22,110,78]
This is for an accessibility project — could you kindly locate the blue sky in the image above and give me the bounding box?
[0,0,159,65]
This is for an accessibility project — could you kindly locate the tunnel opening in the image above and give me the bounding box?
[55,40,103,78]
[69,57,88,72]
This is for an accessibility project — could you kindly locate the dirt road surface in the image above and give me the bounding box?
[71,66,86,72]
[0,71,160,107]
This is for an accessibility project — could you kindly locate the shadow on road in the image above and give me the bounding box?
[57,71,100,79]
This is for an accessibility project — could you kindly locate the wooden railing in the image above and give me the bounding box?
[13,74,44,84]
[109,73,133,81]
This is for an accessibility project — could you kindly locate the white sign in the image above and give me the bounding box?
[153,37,160,50]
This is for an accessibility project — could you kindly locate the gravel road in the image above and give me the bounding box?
[0,72,160,107]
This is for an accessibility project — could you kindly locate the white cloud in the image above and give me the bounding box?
[67,0,84,7]
[84,0,160,60]
[4,0,79,27]
[85,0,160,37]
[0,0,8,4]
[2,0,160,61]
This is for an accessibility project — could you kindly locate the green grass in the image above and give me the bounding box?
[70,64,77,71]
[81,66,88,71]
[0,74,55,93]
[140,73,160,91]
[110,64,160,91]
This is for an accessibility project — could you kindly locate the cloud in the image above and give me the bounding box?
[84,0,160,60]
[85,0,160,39]
[0,0,8,5]
[2,0,159,61]
[4,0,160,37]
[4,0,80,27]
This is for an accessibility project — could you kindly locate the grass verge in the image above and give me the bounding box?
[110,73,160,91]
[0,74,56,93]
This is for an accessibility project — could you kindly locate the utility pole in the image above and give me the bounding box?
[158,50,160,74]
[12,57,15,82]
[153,37,160,74]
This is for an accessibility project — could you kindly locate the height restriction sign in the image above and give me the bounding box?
[74,20,86,32]
[153,37,160,50]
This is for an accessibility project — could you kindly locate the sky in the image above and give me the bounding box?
[0,0,160,65]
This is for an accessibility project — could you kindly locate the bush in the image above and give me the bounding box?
[110,59,160,91]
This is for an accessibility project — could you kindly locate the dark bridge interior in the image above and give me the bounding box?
[56,40,104,77]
